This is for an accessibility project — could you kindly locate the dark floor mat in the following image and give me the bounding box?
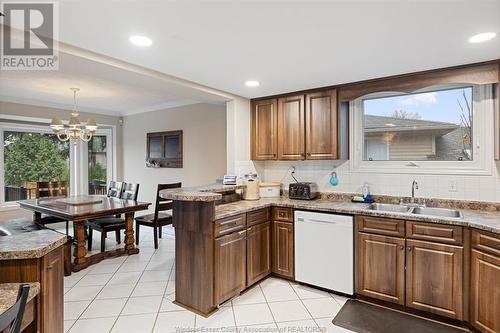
[332,300,468,333]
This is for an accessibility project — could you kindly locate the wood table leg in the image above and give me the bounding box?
[33,211,42,224]
[124,212,139,254]
[73,222,88,269]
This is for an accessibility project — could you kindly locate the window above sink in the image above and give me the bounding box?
[350,84,495,175]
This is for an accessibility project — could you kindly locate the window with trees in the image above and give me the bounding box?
[3,131,70,202]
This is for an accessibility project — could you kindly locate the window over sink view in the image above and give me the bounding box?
[362,86,473,162]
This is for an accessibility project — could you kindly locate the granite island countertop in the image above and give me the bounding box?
[214,197,500,235]
[0,219,67,260]
[0,282,40,316]
[160,183,245,202]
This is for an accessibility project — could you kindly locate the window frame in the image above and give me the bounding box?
[349,84,494,175]
[0,121,116,208]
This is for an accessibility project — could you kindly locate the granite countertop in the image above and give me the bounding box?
[160,183,245,202]
[215,197,500,235]
[0,282,40,316]
[0,219,67,260]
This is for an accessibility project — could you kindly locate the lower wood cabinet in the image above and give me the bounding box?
[214,230,247,304]
[247,221,271,286]
[470,249,500,333]
[405,239,463,320]
[0,245,64,333]
[41,246,65,333]
[272,220,294,278]
[356,216,465,321]
[357,232,405,305]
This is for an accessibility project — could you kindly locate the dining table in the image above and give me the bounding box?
[18,195,151,272]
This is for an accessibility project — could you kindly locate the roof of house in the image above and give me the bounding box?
[364,115,459,135]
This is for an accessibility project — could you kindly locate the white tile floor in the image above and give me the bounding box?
[55,222,354,333]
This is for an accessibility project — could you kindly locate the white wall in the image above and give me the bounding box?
[122,103,227,206]
[225,97,263,178]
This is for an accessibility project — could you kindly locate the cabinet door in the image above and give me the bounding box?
[41,246,64,333]
[406,239,463,320]
[272,221,294,278]
[471,249,500,333]
[214,230,247,304]
[305,90,338,160]
[278,95,305,160]
[247,221,271,286]
[357,233,405,305]
[251,99,278,160]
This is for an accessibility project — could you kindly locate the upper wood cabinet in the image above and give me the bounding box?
[278,95,305,160]
[305,90,338,159]
[251,90,339,161]
[251,99,278,160]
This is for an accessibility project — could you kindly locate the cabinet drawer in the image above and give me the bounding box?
[406,221,463,245]
[247,208,270,227]
[472,229,500,256]
[214,214,246,237]
[356,215,405,237]
[273,207,293,222]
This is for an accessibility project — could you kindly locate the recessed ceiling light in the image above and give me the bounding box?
[129,35,153,47]
[468,32,496,43]
[245,80,260,87]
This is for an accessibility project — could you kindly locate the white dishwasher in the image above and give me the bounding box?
[294,210,354,295]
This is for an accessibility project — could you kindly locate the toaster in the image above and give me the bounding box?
[288,182,318,200]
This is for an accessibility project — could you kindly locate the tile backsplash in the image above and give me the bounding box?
[251,160,500,202]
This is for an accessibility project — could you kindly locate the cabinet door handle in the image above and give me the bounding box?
[47,266,53,271]
[407,246,412,252]
[400,245,404,250]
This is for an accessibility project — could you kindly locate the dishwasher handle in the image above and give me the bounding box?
[296,217,353,227]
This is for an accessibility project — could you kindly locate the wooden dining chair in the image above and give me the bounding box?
[0,284,30,333]
[86,182,140,252]
[35,181,70,234]
[135,182,181,249]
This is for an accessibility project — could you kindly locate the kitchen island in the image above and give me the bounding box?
[0,219,67,333]
[162,184,500,332]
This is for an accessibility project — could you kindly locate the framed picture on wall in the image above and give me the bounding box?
[146,130,183,168]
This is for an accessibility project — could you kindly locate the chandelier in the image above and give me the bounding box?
[50,88,97,143]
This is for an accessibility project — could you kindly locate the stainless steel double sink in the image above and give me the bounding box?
[367,203,463,219]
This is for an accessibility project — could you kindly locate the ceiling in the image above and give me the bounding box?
[0,51,230,116]
[51,0,500,99]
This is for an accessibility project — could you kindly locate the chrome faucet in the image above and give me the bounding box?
[411,180,419,203]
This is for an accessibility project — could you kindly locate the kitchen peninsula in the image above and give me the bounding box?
[162,184,500,332]
[0,219,67,333]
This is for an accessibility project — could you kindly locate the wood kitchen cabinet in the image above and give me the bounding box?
[357,232,405,305]
[470,230,500,333]
[305,89,338,159]
[272,220,294,279]
[247,221,271,286]
[405,239,463,320]
[214,230,247,304]
[356,215,466,321]
[40,246,64,333]
[0,245,64,333]
[251,99,278,160]
[251,90,339,161]
[278,95,305,160]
